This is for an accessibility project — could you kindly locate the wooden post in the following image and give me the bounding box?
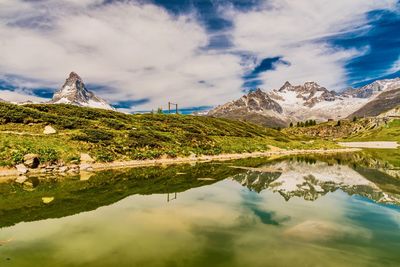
[176,104,178,114]
[168,102,171,113]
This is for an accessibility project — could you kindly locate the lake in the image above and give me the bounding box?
[0,152,399,267]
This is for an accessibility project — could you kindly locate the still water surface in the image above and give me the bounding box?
[0,154,399,266]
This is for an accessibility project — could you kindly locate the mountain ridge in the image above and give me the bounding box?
[207,78,400,127]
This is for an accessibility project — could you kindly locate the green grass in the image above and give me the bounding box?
[0,102,336,166]
[345,119,400,142]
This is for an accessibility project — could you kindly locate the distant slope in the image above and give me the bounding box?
[348,87,400,118]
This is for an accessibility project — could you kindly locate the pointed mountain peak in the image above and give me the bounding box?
[248,88,264,96]
[51,72,114,110]
[279,81,292,91]
[67,71,83,81]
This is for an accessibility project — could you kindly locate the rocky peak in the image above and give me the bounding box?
[51,72,114,110]
[342,78,400,99]
[279,81,293,91]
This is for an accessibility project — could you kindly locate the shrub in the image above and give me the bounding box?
[38,148,59,163]
[95,150,114,162]
[72,129,115,143]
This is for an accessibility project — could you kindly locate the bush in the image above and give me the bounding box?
[101,118,127,130]
[72,129,115,143]
[38,148,59,163]
[95,150,114,162]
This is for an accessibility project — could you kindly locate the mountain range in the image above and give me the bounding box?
[231,160,400,205]
[208,78,400,127]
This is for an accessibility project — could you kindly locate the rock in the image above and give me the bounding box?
[16,164,28,174]
[188,152,197,159]
[79,163,93,171]
[80,153,95,163]
[42,197,54,204]
[23,154,40,168]
[15,176,28,184]
[58,166,69,172]
[43,125,57,135]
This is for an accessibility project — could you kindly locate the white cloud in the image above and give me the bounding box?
[0,0,398,110]
[0,90,48,103]
[0,0,244,110]
[225,0,398,90]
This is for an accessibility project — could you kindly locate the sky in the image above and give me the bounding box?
[0,0,399,113]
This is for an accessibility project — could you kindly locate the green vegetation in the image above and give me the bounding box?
[346,119,400,142]
[0,102,336,166]
[296,120,317,127]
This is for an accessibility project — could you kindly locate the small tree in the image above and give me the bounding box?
[289,122,293,127]
[336,120,341,127]
[296,122,300,127]
[352,116,357,122]
[300,122,305,127]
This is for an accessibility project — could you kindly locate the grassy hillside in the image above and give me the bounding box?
[0,102,335,167]
[284,117,400,167]
[283,117,400,141]
[345,119,400,142]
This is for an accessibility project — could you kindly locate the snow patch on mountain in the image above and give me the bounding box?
[208,77,400,125]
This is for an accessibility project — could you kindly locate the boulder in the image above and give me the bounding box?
[23,154,40,168]
[80,153,95,163]
[16,164,28,174]
[15,176,28,184]
[43,125,57,135]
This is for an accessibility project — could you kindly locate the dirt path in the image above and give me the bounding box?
[0,148,360,180]
[338,141,399,149]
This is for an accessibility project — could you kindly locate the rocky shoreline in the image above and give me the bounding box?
[0,148,361,181]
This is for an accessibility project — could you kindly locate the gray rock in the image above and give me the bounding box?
[16,164,28,174]
[23,154,40,168]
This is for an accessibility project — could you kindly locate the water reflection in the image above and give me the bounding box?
[231,159,400,204]
[0,154,399,266]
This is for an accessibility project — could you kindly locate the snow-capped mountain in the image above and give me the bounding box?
[207,88,287,127]
[51,72,114,110]
[208,78,400,126]
[232,161,400,204]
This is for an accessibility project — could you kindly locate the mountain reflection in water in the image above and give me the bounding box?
[0,153,399,267]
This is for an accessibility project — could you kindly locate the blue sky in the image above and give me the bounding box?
[0,0,399,112]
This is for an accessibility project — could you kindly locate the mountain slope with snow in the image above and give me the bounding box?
[208,78,400,126]
[232,161,400,204]
[207,89,287,127]
[51,72,114,110]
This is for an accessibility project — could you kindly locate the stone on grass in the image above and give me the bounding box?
[80,153,95,163]
[43,125,57,135]
[23,154,40,168]
[16,164,28,174]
